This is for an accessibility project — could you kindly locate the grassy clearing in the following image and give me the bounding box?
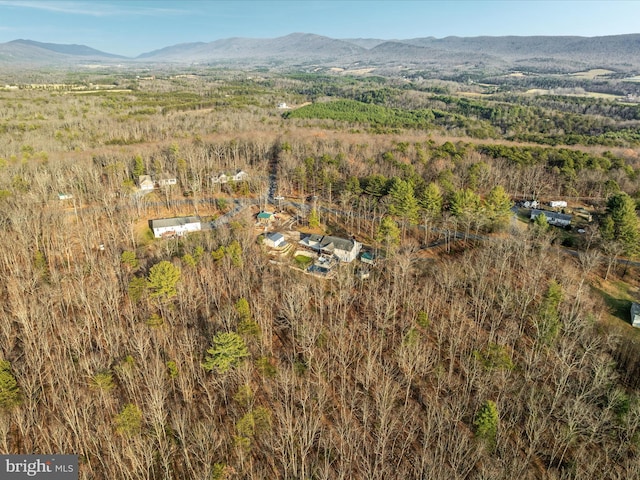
[591,277,640,338]
[568,69,615,79]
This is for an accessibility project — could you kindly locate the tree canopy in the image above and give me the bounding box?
[203,332,250,374]
[147,260,181,300]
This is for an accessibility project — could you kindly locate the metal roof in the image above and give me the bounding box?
[150,216,201,229]
[531,209,572,222]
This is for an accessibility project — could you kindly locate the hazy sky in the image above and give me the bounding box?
[0,0,639,57]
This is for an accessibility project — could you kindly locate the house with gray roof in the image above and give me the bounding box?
[530,209,572,227]
[264,232,286,248]
[299,234,361,263]
[149,216,201,238]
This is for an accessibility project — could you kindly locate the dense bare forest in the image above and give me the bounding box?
[1,70,640,479]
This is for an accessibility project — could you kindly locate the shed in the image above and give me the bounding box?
[257,211,275,226]
[632,303,640,328]
[264,232,286,248]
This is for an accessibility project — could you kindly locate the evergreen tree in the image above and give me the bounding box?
[484,185,513,230]
[418,182,443,219]
[376,216,401,253]
[132,155,145,177]
[388,177,419,226]
[120,250,139,270]
[308,208,320,228]
[147,261,181,300]
[474,400,499,450]
[450,188,481,218]
[536,280,563,344]
[203,332,249,374]
[604,192,640,257]
[0,360,21,411]
[115,403,143,437]
[532,212,550,234]
[344,176,362,196]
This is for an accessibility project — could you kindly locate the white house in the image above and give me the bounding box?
[138,175,155,191]
[232,170,249,182]
[549,200,568,208]
[157,173,177,187]
[264,232,286,248]
[632,303,640,328]
[299,234,362,263]
[149,216,201,238]
[530,209,572,227]
[210,173,229,184]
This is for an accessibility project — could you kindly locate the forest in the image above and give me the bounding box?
[0,68,640,479]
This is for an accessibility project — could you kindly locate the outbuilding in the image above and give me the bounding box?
[632,303,640,328]
[264,232,286,248]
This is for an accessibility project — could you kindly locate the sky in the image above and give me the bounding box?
[0,0,639,57]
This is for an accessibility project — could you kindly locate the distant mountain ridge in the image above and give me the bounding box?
[9,39,126,58]
[1,33,639,72]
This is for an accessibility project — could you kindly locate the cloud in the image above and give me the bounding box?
[0,1,188,17]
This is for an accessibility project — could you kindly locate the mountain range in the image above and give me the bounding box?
[1,33,639,73]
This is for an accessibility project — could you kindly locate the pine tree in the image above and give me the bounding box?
[376,216,401,254]
[605,192,640,257]
[115,403,143,437]
[132,155,145,177]
[147,261,181,300]
[388,177,419,226]
[474,400,499,450]
[450,188,481,218]
[202,332,249,374]
[419,182,443,219]
[0,360,21,411]
[308,208,320,229]
[484,185,513,230]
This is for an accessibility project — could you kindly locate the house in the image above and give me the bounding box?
[549,200,568,208]
[58,193,73,200]
[632,303,640,328]
[530,209,572,227]
[157,173,177,187]
[210,173,229,184]
[299,234,362,263]
[257,211,275,226]
[149,216,201,238]
[277,102,289,109]
[232,170,249,182]
[264,232,286,248]
[138,175,155,191]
